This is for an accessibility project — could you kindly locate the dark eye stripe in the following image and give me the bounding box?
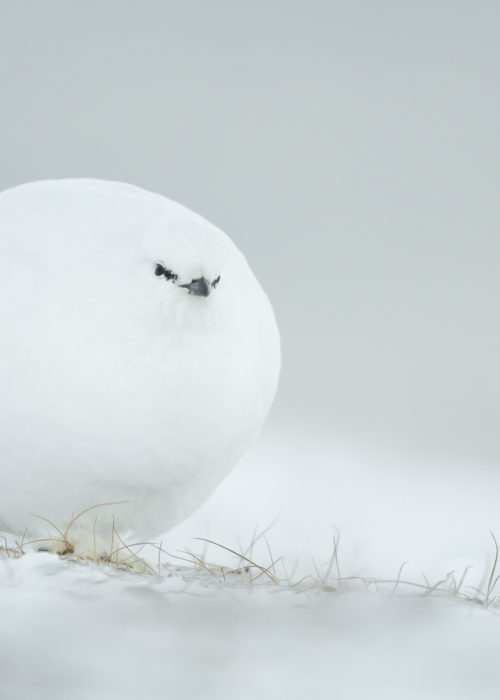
[154,262,178,282]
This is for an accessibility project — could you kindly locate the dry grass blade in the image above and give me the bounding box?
[391,561,408,597]
[422,571,454,597]
[245,557,283,584]
[30,514,71,551]
[194,537,278,583]
[265,537,276,578]
[240,517,279,564]
[455,566,471,595]
[0,534,23,559]
[30,514,66,539]
[62,501,129,542]
[289,574,315,590]
[181,549,220,576]
[340,575,432,592]
[108,525,157,575]
[485,531,500,606]
[321,530,341,591]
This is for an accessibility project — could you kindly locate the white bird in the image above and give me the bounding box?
[0,179,280,558]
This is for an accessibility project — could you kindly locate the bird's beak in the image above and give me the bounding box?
[179,277,211,297]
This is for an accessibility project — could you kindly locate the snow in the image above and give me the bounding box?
[2,549,500,700]
[3,429,500,699]
[1,554,499,700]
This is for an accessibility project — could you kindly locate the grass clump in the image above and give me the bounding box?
[2,507,500,608]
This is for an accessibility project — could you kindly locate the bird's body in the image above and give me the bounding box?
[0,179,280,554]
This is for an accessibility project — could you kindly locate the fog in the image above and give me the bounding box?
[1,0,498,463]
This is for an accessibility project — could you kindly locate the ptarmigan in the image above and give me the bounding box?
[0,179,280,558]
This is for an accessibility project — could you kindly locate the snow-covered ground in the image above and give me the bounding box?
[2,551,500,700]
[2,427,500,699]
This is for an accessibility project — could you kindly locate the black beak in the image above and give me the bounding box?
[179,277,211,297]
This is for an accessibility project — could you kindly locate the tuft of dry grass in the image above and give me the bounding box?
[1,507,500,607]
[0,502,155,574]
[155,527,500,607]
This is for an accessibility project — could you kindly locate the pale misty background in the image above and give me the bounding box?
[2,4,500,699]
[1,1,499,577]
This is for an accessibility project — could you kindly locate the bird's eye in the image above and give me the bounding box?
[154,262,178,282]
[211,275,221,288]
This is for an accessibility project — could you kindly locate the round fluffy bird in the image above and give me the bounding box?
[0,179,280,558]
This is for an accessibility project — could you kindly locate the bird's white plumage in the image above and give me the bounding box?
[0,179,280,552]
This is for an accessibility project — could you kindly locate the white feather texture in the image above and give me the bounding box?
[0,179,280,551]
